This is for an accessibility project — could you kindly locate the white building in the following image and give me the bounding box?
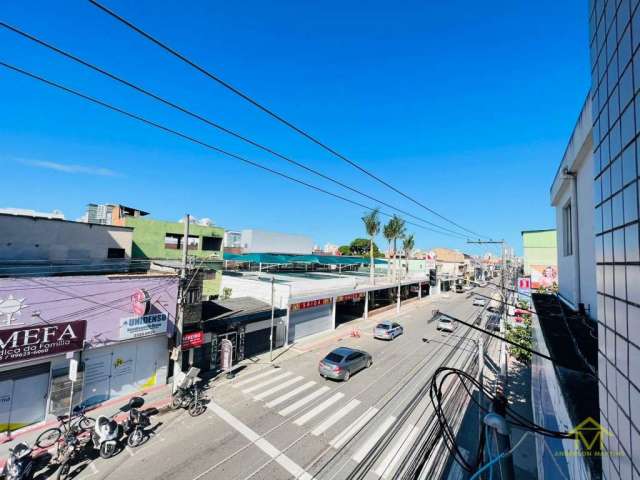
[550,97,597,317]
[240,229,313,255]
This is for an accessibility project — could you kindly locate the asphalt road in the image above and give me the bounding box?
[63,287,496,480]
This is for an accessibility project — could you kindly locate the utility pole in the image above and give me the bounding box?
[173,214,189,392]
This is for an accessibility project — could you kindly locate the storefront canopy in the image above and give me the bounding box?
[223,252,387,266]
[223,253,291,264]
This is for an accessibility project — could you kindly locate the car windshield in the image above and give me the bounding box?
[376,324,390,329]
[439,318,451,323]
[325,352,345,363]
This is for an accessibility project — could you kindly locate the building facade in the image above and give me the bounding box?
[240,229,313,255]
[0,274,178,433]
[125,217,224,298]
[589,0,640,477]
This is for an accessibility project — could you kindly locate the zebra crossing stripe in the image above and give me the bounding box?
[242,372,292,394]
[265,381,316,408]
[253,376,304,401]
[352,416,396,463]
[278,386,330,416]
[233,368,281,388]
[330,407,379,449]
[373,424,419,478]
[293,392,345,426]
[311,399,361,436]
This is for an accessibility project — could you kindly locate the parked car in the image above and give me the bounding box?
[455,284,464,293]
[486,314,501,332]
[436,316,456,332]
[318,347,372,381]
[374,321,404,340]
[472,297,486,307]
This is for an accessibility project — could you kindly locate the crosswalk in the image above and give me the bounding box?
[229,367,422,478]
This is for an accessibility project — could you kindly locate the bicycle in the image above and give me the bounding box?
[36,406,95,449]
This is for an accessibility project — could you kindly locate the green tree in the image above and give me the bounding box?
[338,245,351,256]
[402,233,415,274]
[362,208,381,284]
[384,215,406,279]
[349,238,380,256]
[383,222,395,277]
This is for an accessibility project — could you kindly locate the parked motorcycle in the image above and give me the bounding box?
[90,414,120,459]
[1,442,36,480]
[170,383,206,417]
[55,426,85,480]
[121,397,152,448]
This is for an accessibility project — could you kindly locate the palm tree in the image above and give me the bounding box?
[403,233,415,274]
[385,215,406,280]
[362,208,381,284]
[383,222,395,278]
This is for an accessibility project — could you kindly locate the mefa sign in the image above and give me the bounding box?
[0,320,87,365]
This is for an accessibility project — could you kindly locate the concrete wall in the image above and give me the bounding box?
[241,229,313,255]
[521,230,557,276]
[0,214,132,262]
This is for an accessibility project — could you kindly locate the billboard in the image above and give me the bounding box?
[530,265,558,290]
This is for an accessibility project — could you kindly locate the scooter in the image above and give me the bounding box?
[121,397,152,448]
[1,442,35,480]
[90,414,120,459]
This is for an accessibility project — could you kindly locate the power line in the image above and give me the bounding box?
[88,0,491,241]
[0,61,470,242]
[0,22,470,241]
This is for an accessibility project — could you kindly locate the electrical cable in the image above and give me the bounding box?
[1,22,473,241]
[87,0,491,240]
[0,61,470,242]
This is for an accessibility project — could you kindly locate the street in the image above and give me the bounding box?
[62,287,495,480]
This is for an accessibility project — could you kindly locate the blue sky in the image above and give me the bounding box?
[1,0,590,256]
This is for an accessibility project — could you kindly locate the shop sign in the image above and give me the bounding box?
[0,320,87,365]
[182,331,204,350]
[337,293,363,302]
[130,289,151,316]
[290,298,331,312]
[220,339,233,372]
[119,313,168,340]
[517,277,531,296]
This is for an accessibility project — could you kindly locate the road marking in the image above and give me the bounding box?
[294,392,345,426]
[253,376,304,401]
[352,416,396,463]
[242,372,293,394]
[373,424,419,478]
[330,407,379,449]
[207,401,314,480]
[278,386,330,417]
[311,399,361,436]
[265,381,316,408]
[233,368,281,387]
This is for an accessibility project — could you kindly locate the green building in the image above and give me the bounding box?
[521,229,557,290]
[125,217,224,298]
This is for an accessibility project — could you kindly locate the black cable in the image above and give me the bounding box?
[88,0,491,241]
[0,22,470,241]
[0,61,469,241]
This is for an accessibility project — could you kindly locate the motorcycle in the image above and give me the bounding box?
[170,383,206,417]
[90,414,120,459]
[121,397,152,448]
[1,442,35,480]
[55,426,84,480]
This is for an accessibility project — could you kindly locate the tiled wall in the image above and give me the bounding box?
[590,0,640,477]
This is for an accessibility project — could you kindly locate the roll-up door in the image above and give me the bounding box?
[288,301,333,343]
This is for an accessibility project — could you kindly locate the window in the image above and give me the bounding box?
[563,201,573,256]
[186,236,200,251]
[203,271,217,280]
[107,248,125,259]
[186,287,202,304]
[164,233,182,250]
[202,236,222,251]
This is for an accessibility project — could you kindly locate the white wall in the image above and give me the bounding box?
[241,229,313,255]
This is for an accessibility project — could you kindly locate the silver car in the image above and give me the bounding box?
[473,297,486,306]
[436,316,456,332]
[318,347,373,381]
[374,321,404,340]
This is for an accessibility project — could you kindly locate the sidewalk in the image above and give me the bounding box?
[0,382,172,463]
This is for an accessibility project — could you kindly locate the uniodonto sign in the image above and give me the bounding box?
[0,320,87,365]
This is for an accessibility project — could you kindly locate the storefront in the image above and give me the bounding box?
[288,298,333,343]
[0,275,178,433]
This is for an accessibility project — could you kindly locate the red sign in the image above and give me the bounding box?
[290,298,332,312]
[518,278,531,291]
[337,293,364,302]
[131,289,151,316]
[0,320,87,365]
[182,331,204,350]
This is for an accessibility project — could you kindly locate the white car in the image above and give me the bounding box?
[436,316,456,332]
[473,297,486,307]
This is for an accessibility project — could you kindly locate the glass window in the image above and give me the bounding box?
[619,26,632,70]
[624,183,638,223]
[596,235,604,263]
[622,142,636,186]
[612,157,623,193]
[608,55,619,97]
[612,193,624,228]
[621,103,636,148]
[605,231,614,262]
[614,228,626,262]
[563,201,573,256]
[603,166,612,199]
[603,199,613,231]
[628,266,640,305]
[620,64,634,110]
[615,265,627,300]
[609,87,620,126]
[626,224,640,262]
[610,121,622,159]
[324,353,344,363]
[616,301,628,338]
[596,204,604,233]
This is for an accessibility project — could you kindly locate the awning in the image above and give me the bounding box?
[223,253,387,266]
[223,253,291,264]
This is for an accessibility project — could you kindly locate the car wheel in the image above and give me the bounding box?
[366,358,372,368]
[343,370,350,381]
